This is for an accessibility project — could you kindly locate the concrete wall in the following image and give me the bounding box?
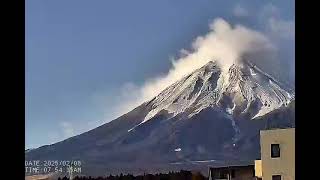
[260,128,295,180]
[255,160,262,178]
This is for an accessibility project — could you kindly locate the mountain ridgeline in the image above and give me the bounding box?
[25,60,295,176]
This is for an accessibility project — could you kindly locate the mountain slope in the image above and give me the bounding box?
[25,60,294,176]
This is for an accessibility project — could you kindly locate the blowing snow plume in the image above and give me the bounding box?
[116,18,276,116]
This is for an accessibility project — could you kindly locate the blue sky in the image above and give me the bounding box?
[26,0,294,149]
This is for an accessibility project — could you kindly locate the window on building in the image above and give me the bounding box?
[271,144,280,158]
[272,175,281,180]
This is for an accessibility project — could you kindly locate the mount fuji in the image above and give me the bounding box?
[25,60,295,176]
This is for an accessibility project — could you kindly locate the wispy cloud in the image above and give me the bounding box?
[260,3,280,18]
[259,3,295,40]
[232,4,249,17]
[47,132,60,144]
[268,17,295,39]
[59,121,75,139]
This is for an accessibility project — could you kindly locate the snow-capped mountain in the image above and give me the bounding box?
[131,60,293,131]
[25,60,295,176]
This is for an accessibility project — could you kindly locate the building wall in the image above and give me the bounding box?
[255,160,262,178]
[260,128,295,180]
[233,167,254,180]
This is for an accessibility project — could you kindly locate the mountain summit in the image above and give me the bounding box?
[136,60,293,127]
[25,60,295,176]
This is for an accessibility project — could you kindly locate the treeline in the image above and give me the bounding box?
[57,170,207,180]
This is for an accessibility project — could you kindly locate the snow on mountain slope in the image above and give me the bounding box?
[130,60,294,131]
[224,60,294,118]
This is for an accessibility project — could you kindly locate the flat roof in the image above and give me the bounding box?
[208,161,254,169]
[261,127,295,132]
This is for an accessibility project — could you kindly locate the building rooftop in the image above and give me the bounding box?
[261,127,295,132]
[208,160,254,169]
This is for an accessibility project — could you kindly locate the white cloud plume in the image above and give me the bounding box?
[115,18,275,116]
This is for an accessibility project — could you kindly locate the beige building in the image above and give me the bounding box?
[255,128,295,180]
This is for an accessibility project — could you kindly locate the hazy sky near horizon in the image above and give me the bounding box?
[26,0,294,149]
